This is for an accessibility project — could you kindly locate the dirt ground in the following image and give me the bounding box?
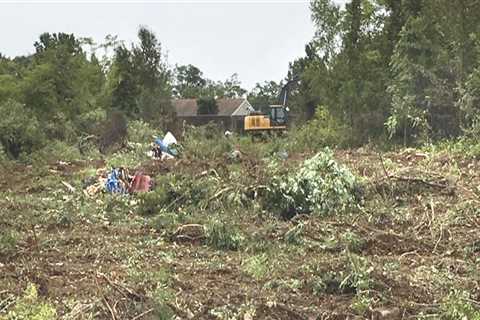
[1,148,480,319]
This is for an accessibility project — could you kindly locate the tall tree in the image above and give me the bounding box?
[248,81,282,113]
[173,64,207,98]
[107,27,172,125]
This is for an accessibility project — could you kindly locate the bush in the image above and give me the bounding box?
[151,286,175,320]
[440,290,480,320]
[182,123,232,160]
[0,145,8,162]
[147,212,180,234]
[0,283,56,320]
[76,108,106,135]
[138,177,174,215]
[106,141,150,169]
[128,120,159,144]
[0,99,45,159]
[0,230,19,256]
[242,254,269,280]
[100,111,128,153]
[206,219,243,250]
[27,140,82,164]
[263,148,360,218]
[138,174,216,215]
[106,121,158,168]
[424,138,480,159]
[287,106,350,153]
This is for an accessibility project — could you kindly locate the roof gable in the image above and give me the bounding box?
[232,100,254,116]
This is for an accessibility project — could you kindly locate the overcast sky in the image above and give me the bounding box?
[0,1,343,89]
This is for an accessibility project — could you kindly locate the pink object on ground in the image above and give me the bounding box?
[129,172,152,193]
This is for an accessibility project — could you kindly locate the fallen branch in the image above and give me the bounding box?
[131,308,154,320]
[378,152,391,180]
[102,296,117,320]
[388,174,449,189]
[0,296,16,313]
[98,273,143,301]
[356,223,408,241]
[162,194,186,213]
[201,186,234,210]
[62,181,76,193]
[208,186,233,203]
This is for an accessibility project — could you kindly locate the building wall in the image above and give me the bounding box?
[177,115,230,130]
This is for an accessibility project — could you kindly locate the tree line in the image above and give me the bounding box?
[2,0,480,159]
[287,0,480,146]
[0,28,250,159]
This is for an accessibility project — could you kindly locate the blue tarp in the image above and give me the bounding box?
[105,168,126,193]
[154,137,178,156]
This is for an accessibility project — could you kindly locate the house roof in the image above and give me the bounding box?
[173,98,247,117]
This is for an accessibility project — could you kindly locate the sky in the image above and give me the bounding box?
[0,1,335,90]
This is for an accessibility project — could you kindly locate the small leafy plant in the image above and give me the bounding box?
[242,254,269,280]
[206,219,243,251]
[1,283,56,320]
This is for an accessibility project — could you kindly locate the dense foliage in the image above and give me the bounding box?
[1,1,480,160]
[264,149,360,218]
[285,0,480,146]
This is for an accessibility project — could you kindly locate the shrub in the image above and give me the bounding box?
[242,254,269,280]
[106,142,150,169]
[27,140,82,164]
[147,212,179,234]
[283,223,305,245]
[440,290,480,320]
[0,99,45,159]
[138,174,215,215]
[0,230,19,256]
[424,138,480,159]
[287,106,350,153]
[0,145,8,162]
[182,123,231,160]
[341,230,366,253]
[102,196,131,222]
[138,183,173,216]
[263,148,361,218]
[206,219,243,250]
[0,283,56,320]
[76,108,106,135]
[128,120,159,144]
[100,111,128,153]
[151,286,175,320]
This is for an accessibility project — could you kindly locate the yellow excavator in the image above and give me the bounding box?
[244,105,288,132]
[244,79,295,133]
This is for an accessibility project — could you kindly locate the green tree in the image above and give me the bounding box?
[106,27,172,126]
[20,32,105,141]
[248,81,281,113]
[0,99,44,159]
[197,97,218,115]
[220,73,246,98]
[173,64,207,98]
[107,46,139,117]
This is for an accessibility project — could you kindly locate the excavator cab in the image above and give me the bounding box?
[269,105,288,126]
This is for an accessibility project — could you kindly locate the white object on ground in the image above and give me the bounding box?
[161,153,175,160]
[163,132,177,147]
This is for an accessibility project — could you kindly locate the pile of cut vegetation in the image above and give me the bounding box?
[263,148,361,219]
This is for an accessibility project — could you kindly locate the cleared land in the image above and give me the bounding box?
[1,143,480,319]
